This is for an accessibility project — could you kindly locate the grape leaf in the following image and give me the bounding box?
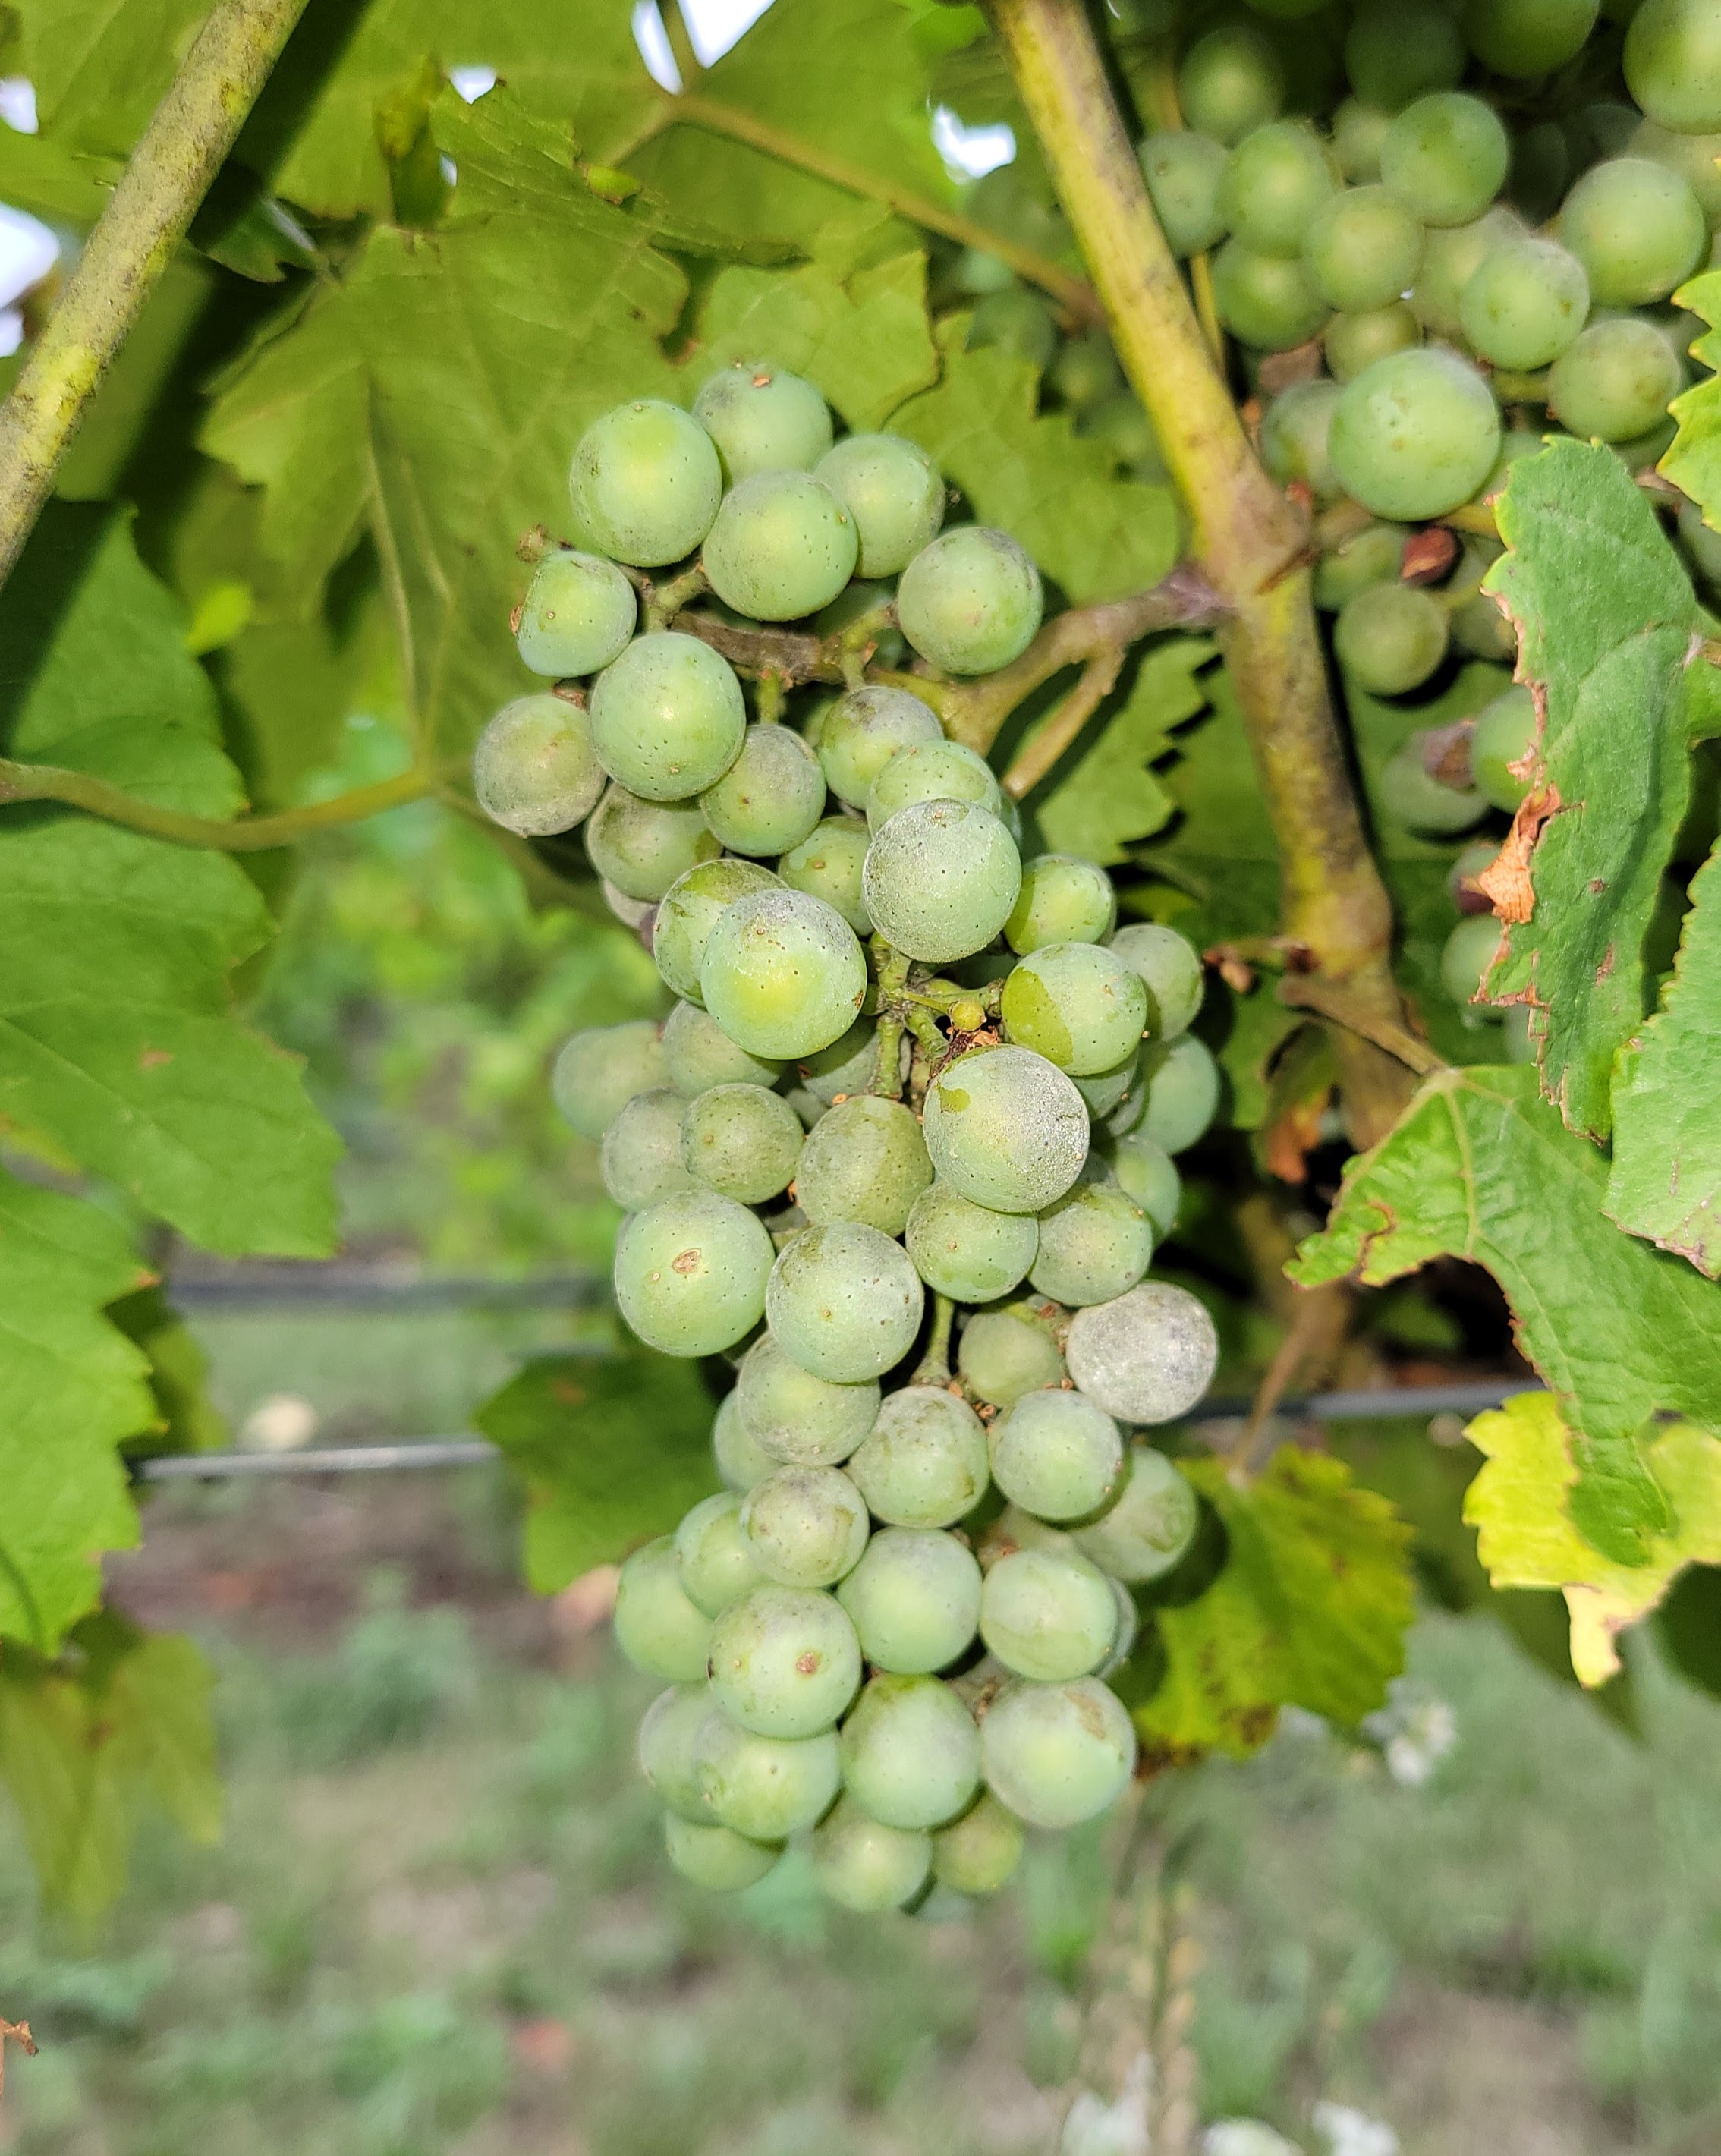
[1464,1391,1721,1686]
[1290,1063,1721,1565]
[476,1348,718,1594]
[1030,635,1215,865]
[108,1287,228,1456]
[1132,1449,1414,1761]
[1141,659,1281,946]
[1663,267,1721,527]
[1478,442,1701,1140]
[1606,838,1721,1276]
[0,1612,220,1923]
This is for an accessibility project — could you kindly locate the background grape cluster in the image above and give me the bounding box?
[470,366,1224,1913]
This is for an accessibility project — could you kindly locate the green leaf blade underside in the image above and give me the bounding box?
[1664,267,1721,526]
[1030,636,1213,865]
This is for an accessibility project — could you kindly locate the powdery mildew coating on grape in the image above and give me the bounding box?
[699,886,868,1062]
[693,362,833,483]
[693,1708,843,1837]
[980,1548,1119,1684]
[988,1386,1124,1522]
[794,1094,933,1236]
[637,1682,715,1819]
[514,549,637,679]
[980,1677,1137,1831]
[776,814,873,933]
[846,1385,991,1527]
[713,1389,778,1491]
[585,782,721,901]
[1065,1282,1221,1426]
[1000,943,1149,1075]
[956,1308,1065,1407]
[568,398,723,567]
[862,799,1023,965]
[921,1046,1089,1213]
[664,1813,779,1891]
[865,738,1002,829]
[589,631,747,802]
[813,1796,931,1912]
[472,695,607,836]
[905,1182,1039,1303]
[703,471,859,622]
[1073,1444,1200,1584]
[707,1583,861,1740]
[613,1538,715,1682]
[552,1019,667,1140]
[932,1792,1025,1894]
[814,433,946,578]
[1328,348,1502,521]
[735,1333,879,1467]
[1030,1178,1155,1308]
[653,857,779,1005]
[818,685,944,808]
[766,1220,925,1382]
[700,722,827,858]
[600,1087,700,1211]
[838,1673,983,1828]
[895,526,1044,675]
[612,1190,775,1357]
[1006,855,1117,955]
[835,1528,983,1675]
[662,999,782,1097]
[741,1465,870,1588]
[675,1490,767,1616]
[678,1082,804,1205]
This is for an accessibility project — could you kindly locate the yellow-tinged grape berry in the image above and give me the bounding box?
[1459,236,1589,370]
[569,399,722,567]
[1465,0,1600,77]
[1335,583,1450,696]
[1259,380,1345,502]
[1345,3,1464,114]
[1559,157,1707,306]
[1625,0,1721,137]
[1000,943,1149,1075]
[1325,302,1422,383]
[1304,186,1424,313]
[1211,238,1331,349]
[698,887,868,1062]
[1006,855,1118,953]
[1109,922,1206,1037]
[1178,24,1285,145]
[1546,316,1685,442]
[1219,119,1339,260]
[933,1793,1025,1893]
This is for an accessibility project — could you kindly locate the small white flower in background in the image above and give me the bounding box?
[1360,1679,1458,1788]
[1062,2051,1151,2156]
[238,1393,319,1453]
[1312,2101,1399,2156]
[1203,2122,1304,2156]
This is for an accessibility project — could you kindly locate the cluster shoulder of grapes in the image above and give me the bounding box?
[473,362,1224,1915]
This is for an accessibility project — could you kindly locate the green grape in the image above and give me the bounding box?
[933,1793,1025,1894]
[794,1094,933,1236]
[766,1221,925,1382]
[735,1333,879,1467]
[675,1489,769,1616]
[1328,348,1502,521]
[1001,944,1148,1077]
[1411,206,1525,337]
[1630,118,1721,224]
[1177,24,1285,146]
[703,472,859,622]
[813,1796,931,1912]
[1211,239,1331,349]
[552,1020,667,1140]
[568,398,723,567]
[980,1676,1136,1830]
[1303,187,1424,314]
[905,1182,1038,1301]
[472,694,606,836]
[847,1386,991,1528]
[706,1583,862,1739]
[1609,414,1679,471]
[1332,98,1392,182]
[692,362,832,482]
[895,527,1044,675]
[1065,1281,1219,1424]
[1559,158,1707,305]
[1510,118,1574,224]
[1335,583,1450,695]
[776,814,873,933]
[1137,129,1230,256]
[922,1046,1090,1213]
[1051,332,1125,412]
[989,1388,1123,1522]
[1452,541,1517,656]
[679,1083,804,1205]
[836,1528,983,1675]
[613,1190,776,1356]
[586,783,721,901]
[699,724,826,858]
[813,433,945,578]
[1260,380,1345,502]
[1078,393,1168,480]
[638,1682,715,1820]
[1625,0,1721,135]
[1107,1133,1181,1237]
[813,584,906,668]
[654,857,780,1004]
[614,1537,715,1680]
[1072,1056,1140,1121]
[1031,1179,1155,1308]
[741,1465,870,1588]
[957,1309,1065,1408]
[1679,496,1721,585]
[1466,0,1600,75]
[1108,922,1205,1039]
[1449,837,1499,911]
[1073,1444,1199,1583]
[1441,911,1502,1006]
[662,999,782,1097]
[980,1548,1118,1682]
[692,1707,843,1837]
[817,685,942,809]
[1378,738,1488,834]
[967,286,1059,371]
[1313,519,1408,609]
[663,1812,779,1891]
[1546,317,1685,441]
[602,878,654,929]
[602,1087,700,1210]
[1380,93,1510,228]
[1005,855,1117,954]
[1471,685,1537,810]
[1345,4,1465,113]
[1459,238,1589,370]
[699,888,868,1061]
[839,1674,983,1829]
[713,1389,778,1491]
[1219,121,1339,260]
[862,800,1022,965]
[514,548,637,679]
[1137,1034,1221,1154]
[797,1016,882,1106]
[866,740,1002,831]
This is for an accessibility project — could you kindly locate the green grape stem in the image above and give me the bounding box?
[0,755,437,852]
[642,562,712,631]
[912,1293,958,1389]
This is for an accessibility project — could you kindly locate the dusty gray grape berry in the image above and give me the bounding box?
[585,782,721,901]
[700,886,868,1061]
[956,1309,1065,1408]
[700,722,827,857]
[741,1465,870,1588]
[706,1583,862,1739]
[905,1182,1040,1302]
[713,1390,778,1491]
[1065,1282,1219,1425]
[980,1547,1119,1682]
[839,1673,982,1829]
[796,1016,882,1106]
[552,1020,667,1140]
[766,1220,925,1382]
[735,1333,879,1467]
[980,1676,1136,1831]
[794,1094,933,1236]
[835,1528,983,1675]
[862,799,1023,965]
[473,694,606,836]
[865,738,1002,829]
[679,1082,804,1204]
[921,1046,1090,1213]
[1030,1178,1155,1307]
[662,999,783,1097]
[846,1386,991,1528]
[817,685,942,809]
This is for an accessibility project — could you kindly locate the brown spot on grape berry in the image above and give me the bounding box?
[672,1247,701,1276]
[795,1651,822,1676]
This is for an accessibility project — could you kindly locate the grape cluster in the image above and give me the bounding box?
[474,364,1223,1912]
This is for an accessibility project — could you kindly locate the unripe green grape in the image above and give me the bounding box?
[839,1674,983,1828]
[613,1190,775,1356]
[1609,415,1679,472]
[847,1386,991,1528]
[766,1221,925,1383]
[1137,1034,1221,1154]
[654,857,780,1004]
[693,1707,843,1836]
[896,527,1044,675]
[1336,583,1450,695]
[675,1490,769,1616]
[552,1020,667,1140]
[794,1094,933,1236]
[1547,317,1685,442]
[693,362,832,483]
[1072,1056,1139,1122]
[1333,98,1392,182]
[472,694,606,836]
[1449,838,1499,912]
[813,433,945,578]
[1051,331,1125,411]
[1109,922,1206,1038]
[797,1016,881,1106]
[980,1676,1136,1830]
[699,724,826,858]
[1559,159,1707,306]
[836,1529,983,1675]
[638,1682,716,1820]
[1260,380,1345,502]
[679,1082,804,1205]
[1001,943,1148,1077]
[817,686,942,809]
[1138,129,1230,257]
[1078,393,1168,480]
[1302,187,1424,315]
[1065,1281,1220,1424]
[663,1811,780,1890]
[1471,685,1537,810]
[922,1045,1090,1213]
[1073,1443,1200,1582]
[586,783,721,901]
[1031,1179,1154,1308]
[1381,93,1510,229]
[1629,118,1721,223]
[1442,911,1502,1006]
[1313,520,1407,610]
[980,1548,1118,1682]
[1219,121,1339,260]
[662,999,782,1097]
[905,1182,1039,1301]
[1107,1133,1181,1237]
[735,1332,879,1467]
[1325,304,1422,385]
[866,739,1002,829]
[1329,348,1501,521]
[1006,855,1117,954]
[989,1388,1123,1522]
[813,1796,931,1911]
[1411,206,1525,338]
[568,400,722,568]
[1459,238,1589,371]
[1345,5,1465,114]
[776,814,873,933]
[706,1583,861,1739]
[933,1792,1025,1894]
[699,887,868,1061]
[713,1390,777,1491]
[1626,0,1721,135]
[590,631,746,802]
[603,1087,701,1210]
[514,548,637,679]
[967,286,1059,371]
[603,878,655,929]
[1465,0,1600,74]
[742,1465,870,1588]
[1679,496,1721,586]
[615,1538,716,1680]
[1211,239,1331,349]
[1378,738,1488,834]
[703,472,858,622]
[1177,24,1285,146]
[863,800,1022,966]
